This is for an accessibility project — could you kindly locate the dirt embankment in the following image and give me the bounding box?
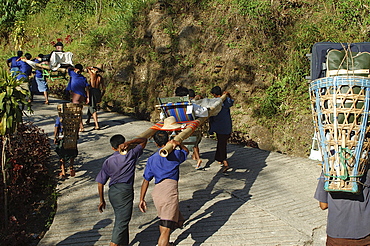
[102,1,313,157]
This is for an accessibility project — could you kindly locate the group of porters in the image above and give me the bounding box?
[58,41,370,194]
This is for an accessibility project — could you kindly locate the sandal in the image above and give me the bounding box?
[222,166,230,173]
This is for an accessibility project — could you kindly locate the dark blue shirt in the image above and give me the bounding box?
[15,60,32,80]
[143,149,188,184]
[96,145,144,186]
[7,56,20,68]
[67,68,89,97]
[34,59,43,78]
[314,170,370,239]
[209,97,234,135]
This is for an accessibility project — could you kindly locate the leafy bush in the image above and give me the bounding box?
[0,69,31,135]
[0,122,53,246]
[0,0,47,38]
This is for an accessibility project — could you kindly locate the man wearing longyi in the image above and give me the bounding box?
[314,169,370,245]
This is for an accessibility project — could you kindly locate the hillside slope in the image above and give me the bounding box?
[2,0,370,157]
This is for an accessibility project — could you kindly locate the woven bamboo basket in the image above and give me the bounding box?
[310,76,370,192]
[57,103,83,149]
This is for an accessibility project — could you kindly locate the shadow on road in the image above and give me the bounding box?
[56,218,112,246]
[130,145,268,245]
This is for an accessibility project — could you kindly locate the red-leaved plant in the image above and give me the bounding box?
[0,122,52,245]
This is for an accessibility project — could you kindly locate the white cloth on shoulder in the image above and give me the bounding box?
[50,52,74,71]
[192,98,222,117]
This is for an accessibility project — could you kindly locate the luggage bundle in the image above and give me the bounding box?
[309,42,370,192]
[57,103,83,149]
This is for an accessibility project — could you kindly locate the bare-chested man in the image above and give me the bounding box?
[86,66,105,130]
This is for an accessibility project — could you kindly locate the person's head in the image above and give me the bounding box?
[188,89,196,98]
[95,64,104,73]
[175,86,189,97]
[54,41,64,51]
[17,51,23,57]
[92,66,104,74]
[74,64,83,73]
[38,54,44,59]
[210,86,222,97]
[153,131,169,147]
[25,53,32,60]
[110,134,126,150]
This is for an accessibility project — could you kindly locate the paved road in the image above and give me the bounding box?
[29,95,328,246]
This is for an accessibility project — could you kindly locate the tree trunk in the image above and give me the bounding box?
[95,0,103,24]
[1,135,8,228]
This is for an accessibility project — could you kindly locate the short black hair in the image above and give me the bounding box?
[210,86,222,96]
[17,51,23,57]
[75,64,83,71]
[188,89,195,98]
[153,131,169,147]
[25,53,32,60]
[110,134,126,149]
[38,54,44,58]
[175,86,189,96]
[54,41,63,47]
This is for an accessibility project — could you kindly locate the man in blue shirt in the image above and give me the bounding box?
[139,130,189,246]
[314,169,370,245]
[15,53,32,81]
[96,135,147,246]
[67,64,90,104]
[6,50,23,77]
[33,54,49,104]
[14,53,33,102]
[209,86,234,173]
[66,64,90,131]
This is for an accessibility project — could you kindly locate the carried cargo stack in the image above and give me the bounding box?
[309,42,370,193]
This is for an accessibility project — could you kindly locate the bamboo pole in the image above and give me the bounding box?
[136,128,158,139]
[24,59,68,72]
[159,94,227,157]
[120,127,158,155]
[159,117,207,157]
[123,94,227,157]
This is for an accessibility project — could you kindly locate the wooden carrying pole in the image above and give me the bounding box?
[159,94,227,157]
[136,128,158,139]
[24,59,68,72]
